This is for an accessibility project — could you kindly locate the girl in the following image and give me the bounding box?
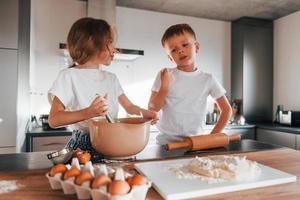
[48,17,157,159]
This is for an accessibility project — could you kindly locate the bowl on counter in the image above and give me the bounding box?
[89,117,151,159]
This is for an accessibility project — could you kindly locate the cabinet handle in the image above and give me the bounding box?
[42,142,66,146]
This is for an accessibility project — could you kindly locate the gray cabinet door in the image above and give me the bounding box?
[256,128,296,149]
[296,135,300,150]
[0,49,18,146]
[0,0,18,49]
[231,19,273,122]
[243,25,273,122]
[224,128,255,139]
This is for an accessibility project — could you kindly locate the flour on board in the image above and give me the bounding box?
[0,180,21,194]
[168,156,261,184]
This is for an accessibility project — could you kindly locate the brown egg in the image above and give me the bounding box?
[76,151,91,164]
[127,174,147,186]
[73,148,82,157]
[75,171,94,186]
[91,175,112,189]
[63,166,81,180]
[108,180,130,195]
[49,164,67,177]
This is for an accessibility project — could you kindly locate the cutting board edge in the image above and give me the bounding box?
[134,158,297,200]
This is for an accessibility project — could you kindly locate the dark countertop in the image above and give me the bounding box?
[26,127,72,137]
[256,123,300,134]
[26,124,256,137]
[204,123,256,129]
[0,139,281,172]
[134,139,281,162]
[26,123,300,137]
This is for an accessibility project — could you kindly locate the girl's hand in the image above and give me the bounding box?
[141,109,159,125]
[88,95,108,117]
[160,68,171,92]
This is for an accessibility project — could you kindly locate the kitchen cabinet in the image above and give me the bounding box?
[0,0,30,153]
[0,49,18,148]
[0,0,19,150]
[256,128,296,149]
[296,135,300,150]
[32,136,71,152]
[26,127,72,152]
[0,0,18,48]
[231,18,273,123]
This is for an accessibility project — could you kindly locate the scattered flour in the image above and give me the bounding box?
[168,155,261,184]
[0,180,21,194]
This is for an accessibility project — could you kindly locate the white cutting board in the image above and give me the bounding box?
[135,158,296,200]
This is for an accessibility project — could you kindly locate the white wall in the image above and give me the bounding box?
[112,7,231,115]
[30,0,86,115]
[274,11,300,111]
[30,1,231,117]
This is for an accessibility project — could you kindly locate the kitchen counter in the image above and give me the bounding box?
[205,123,256,129]
[25,125,256,152]
[1,140,280,171]
[1,140,300,199]
[256,123,300,134]
[26,127,72,137]
[0,140,300,200]
[26,124,255,136]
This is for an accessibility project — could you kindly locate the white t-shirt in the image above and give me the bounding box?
[151,68,226,144]
[48,67,124,132]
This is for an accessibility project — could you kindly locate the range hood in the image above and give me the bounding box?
[86,0,144,61]
[59,44,144,62]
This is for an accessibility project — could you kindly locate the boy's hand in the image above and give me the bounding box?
[160,68,171,92]
[141,109,159,125]
[88,95,108,117]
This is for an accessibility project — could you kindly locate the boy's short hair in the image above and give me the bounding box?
[161,24,196,47]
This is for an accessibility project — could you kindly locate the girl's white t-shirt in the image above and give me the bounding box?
[48,67,124,132]
[151,68,226,144]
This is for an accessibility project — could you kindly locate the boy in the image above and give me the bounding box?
[148,24,232,145]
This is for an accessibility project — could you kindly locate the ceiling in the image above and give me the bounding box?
[116,0,300,21]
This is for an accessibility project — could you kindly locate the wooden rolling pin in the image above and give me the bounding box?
[165,133,241,151]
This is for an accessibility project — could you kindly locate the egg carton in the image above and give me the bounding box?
[46,158,151,200]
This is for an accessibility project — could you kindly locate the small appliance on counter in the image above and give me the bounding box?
[228,99,246,126]
[279,111,300,127]
[206,112,218,125]
[206,103,220,125]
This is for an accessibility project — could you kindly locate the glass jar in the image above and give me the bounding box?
[275,105,283,123]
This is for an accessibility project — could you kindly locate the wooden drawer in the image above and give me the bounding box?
[32,136,71,152]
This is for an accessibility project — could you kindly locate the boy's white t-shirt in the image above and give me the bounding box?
[48,67,124,132]
[151,67,226,144]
